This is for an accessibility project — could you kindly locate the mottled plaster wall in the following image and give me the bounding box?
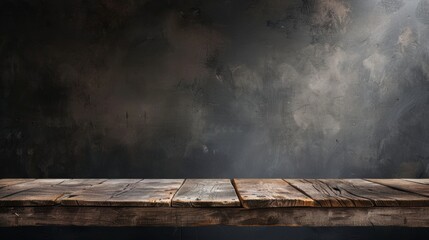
[1,0,429,178]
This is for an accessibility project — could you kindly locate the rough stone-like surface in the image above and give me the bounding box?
[1,0,429,180]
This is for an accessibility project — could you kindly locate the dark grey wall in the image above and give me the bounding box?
[2,1,429,239]
[1,0,429,178]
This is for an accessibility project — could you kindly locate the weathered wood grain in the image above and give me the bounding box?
[285,179,373,207]
[1,178,429,212]
[0,179,69,206]
[317,179,429,207]
[61,179,184,207]
[0,179,106,206]
[172,179,240,207]
[60,179,141,206]
[367,179,429,197]
[0,179,66,198]
[0,179,35,188]
[0,178,429,227]
[1,206,429,227]
[233,179,317,208]
[403,179,429,185]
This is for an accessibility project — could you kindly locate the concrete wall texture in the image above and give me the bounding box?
[1,0,429,178]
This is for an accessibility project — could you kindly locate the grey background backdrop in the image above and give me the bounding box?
[1,0,429,239]
[1,0,429,178]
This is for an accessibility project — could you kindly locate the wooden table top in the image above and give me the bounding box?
[1,178,429,227]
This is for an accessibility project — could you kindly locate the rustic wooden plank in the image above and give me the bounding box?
[59,179,141,206]
[56,179,107,187]
[2,206,429,227]
[0,179,106,206]
[367,179,429,197]
[0,179,35,188]
[285,179,373,207]
[232,179,317,208]
[317,179,429,207]
[172,179,240,207]
[0,179,69,206]
[403,179,429,185]
[61,179,184,207]
[0,179,61,196]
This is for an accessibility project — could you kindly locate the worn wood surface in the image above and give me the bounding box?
[1,178,429,208]
[0,179,35,188]
[285,179,374,207]
[0,179,106,206]
[316,179,429,207]
[1,206,429,227]
[0,179,66,199]
[367,179,429,197]
[1,178,429,227]
[233,179,316,208]
[172,179,240,207]
[62,179,184,207]
[404,179,429,185]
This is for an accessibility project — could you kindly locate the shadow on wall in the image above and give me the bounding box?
[1,0,429,178]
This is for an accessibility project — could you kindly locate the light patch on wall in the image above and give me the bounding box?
[311,0,351,31]
[321,114,341,135]
[291,45,355,137]
[231,65,263,96]
[398,27,417,52]
[278,63,300,86]
[363,52,387,85]
[293,107,340,136]
[308,46,350,96]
